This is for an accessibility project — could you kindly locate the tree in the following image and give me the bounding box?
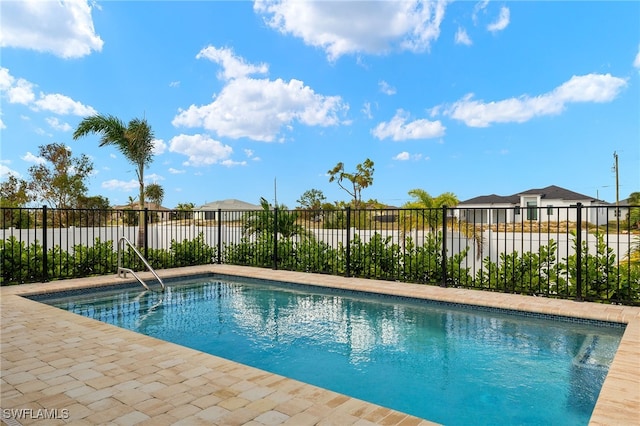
[75,195,111,226]
[145,183,164,207]
[73,114,155,246]
[403,189,458,210]
[176,202,195,211]
[327,158,374,208]
[145,183,165,223]
[26,143,93,208]
[0,175,32,208]
[175,202,195,220]
[0,175,33,228]
[297,189,326,210]
[243,197,308,239]
[401,189,459,230]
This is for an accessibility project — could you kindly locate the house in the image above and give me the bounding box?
[616,198,632,224]
[112,202,172,222]
[456,185,611,225]
[195,199,262,222]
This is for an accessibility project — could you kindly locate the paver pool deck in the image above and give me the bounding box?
[1,265,639,425]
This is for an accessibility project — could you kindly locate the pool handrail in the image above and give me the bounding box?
[117,236,165,292]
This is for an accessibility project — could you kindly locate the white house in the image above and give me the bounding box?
[456,185,613,225]
[113,202,172,222]
[195,199,262,222]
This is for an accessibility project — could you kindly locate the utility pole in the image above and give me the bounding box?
[613,151,619,209]
[274,177,278,207]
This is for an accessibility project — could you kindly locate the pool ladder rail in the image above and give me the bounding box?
[117,236,165,292]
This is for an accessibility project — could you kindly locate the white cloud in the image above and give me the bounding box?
[455,27,472,46]
[1,68,35,104]
[197,46,268,81]
[152,139,167,155]
[634,44,640,69]
[0,68,96,118]
[220,159,247,167]
[21,152,46,165]
[173,46,348,142]
[8,79,35,105]
[35,127,51,137]
[254,0,448,61]
[33,93,96,116]
[244,149,261,162]
[379,81,396,95]
[0,0,103,58]
[362,102,373,119]
[102,179,139,192]
[372,109,446,141]
[0,163,20,178]
[168,133,234,167]
[0,118,5,130]
[472,0,490,24]
[145,173,164,183]
[168,168,185,174]
[394,152,410,161]
[45,117,72,132]
[446,73,628,127]
[169,81,180,88]
[393,151,424,161]
[487,6,510,33]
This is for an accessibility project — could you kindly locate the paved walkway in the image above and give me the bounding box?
[1,265,639,425]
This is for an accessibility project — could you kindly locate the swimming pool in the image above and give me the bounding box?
[39,274,624,426]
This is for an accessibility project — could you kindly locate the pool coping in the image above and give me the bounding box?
[1,265,638,425]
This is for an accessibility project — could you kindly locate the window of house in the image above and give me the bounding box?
[527,201,537,220]
[514,206,520,215]
[547,205,553,215]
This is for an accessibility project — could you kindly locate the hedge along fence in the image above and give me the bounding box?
[1,205,639,305]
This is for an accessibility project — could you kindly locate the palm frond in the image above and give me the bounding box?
[73,114,126,147]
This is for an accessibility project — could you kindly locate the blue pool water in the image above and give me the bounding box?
[40,275,624,426]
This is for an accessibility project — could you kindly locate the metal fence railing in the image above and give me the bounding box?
[1,204,639,305]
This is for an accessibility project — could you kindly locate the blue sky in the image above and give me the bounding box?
[1,0,639,209]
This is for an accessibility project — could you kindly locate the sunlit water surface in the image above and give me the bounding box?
[45,276,624,426]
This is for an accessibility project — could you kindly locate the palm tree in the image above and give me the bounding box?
[399,189,484,258]
[243,197,309,239]
[145,183,165,224]
[145,183,164,208]
[402,189,458,230]
[73,114,155,246]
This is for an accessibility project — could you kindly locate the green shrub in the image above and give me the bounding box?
[0,237,45,284]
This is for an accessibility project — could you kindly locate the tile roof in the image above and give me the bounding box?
[460,185,598,205]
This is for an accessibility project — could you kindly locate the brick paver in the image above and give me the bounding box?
[2,265,638,425]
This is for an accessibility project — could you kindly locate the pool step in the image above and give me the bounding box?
[573,335,619,370]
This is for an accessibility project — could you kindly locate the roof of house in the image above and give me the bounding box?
[458,194,519,205]
[113,202,170,211]
[459,185,599,205]
[197,199,262,210]
[517,185,597,201]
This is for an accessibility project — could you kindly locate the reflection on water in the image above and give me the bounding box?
[52,278,624,426]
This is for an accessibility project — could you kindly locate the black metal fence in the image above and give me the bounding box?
[1,204,639,305]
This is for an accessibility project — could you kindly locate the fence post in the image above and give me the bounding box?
[441,205,448,287]
[216,208,222,264]
[575,203,583,301]
[42,205,48,283]
[273,207,278,270]
[345,207,351,277]
[143,208,149,260]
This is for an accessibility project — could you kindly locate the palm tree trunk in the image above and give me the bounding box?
[137,164,145,248]
[137,211,145,248]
